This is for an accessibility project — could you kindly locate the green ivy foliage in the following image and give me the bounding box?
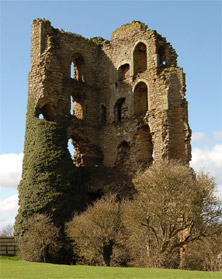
[15,91,84,239]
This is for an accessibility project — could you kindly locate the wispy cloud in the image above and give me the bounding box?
[213,131,222,141]
[0,194,18,229]
[191,144,222,201]
[0,153,22,229]
[192,132,205,142]
[191,130,222,148]
[0,153,23,192]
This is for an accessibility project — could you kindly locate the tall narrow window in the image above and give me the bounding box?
[70,53,85,82]
[133,42,147,75]
[134,82,148,116]
[70,96,74,114]
[114,98,125,123]
[70,62,74,78]
[68,138,75,164]
[157,44,166,67]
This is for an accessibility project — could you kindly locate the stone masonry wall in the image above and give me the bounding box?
[15,19,191,236]
[29,19,191,170]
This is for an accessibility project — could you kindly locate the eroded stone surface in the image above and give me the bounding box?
[31,19,191,170]
[15,20,191,232]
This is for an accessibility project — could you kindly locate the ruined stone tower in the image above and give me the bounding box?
[15,19,191,234]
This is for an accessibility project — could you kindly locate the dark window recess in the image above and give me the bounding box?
[114,98,125,123]
[133,42,147,75]
[134,82,148,116]
[158,44,167,67]
[37,104,55,121]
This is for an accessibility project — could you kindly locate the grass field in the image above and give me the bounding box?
[0,256,221,279]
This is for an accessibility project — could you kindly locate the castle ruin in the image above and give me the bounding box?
[15,19,191,233]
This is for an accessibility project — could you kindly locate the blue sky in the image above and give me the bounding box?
[0,0,221,153]
[0,0,221,228]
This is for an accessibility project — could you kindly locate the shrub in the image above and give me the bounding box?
[18,214,61,262]
[67,161,222,270]
[121,161,222,268]
[66,195,121,266]
[184,233,222,271]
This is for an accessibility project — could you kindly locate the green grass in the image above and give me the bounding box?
[0,256,221,279]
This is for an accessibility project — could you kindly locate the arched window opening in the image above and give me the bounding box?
[68,138,75,164]
[101,104,106,124]
[118,64,130,81]
[70,53,85,82]
[114,98,125,123]
[158,44,166,67]
[119,140,129,151]
[134,82,148,116]
[133,42,147,75]
[37,104,55,121]
[72,135,104,167]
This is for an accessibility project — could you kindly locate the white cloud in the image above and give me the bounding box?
[191,131,205,143]
[191,144,222,201]
[0,194,18,229]
[191,145,222,173]
[191,130,222,148]
[0,153,22,229]
[0,153,23,192]
[213,131,222,141]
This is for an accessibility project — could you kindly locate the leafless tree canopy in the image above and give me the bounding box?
[66,161,222,269]
[0,224,14,237]
[18,214,61,263]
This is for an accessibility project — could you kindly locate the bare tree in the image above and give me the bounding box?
[184,232,222,271]
[0,224,14,237]
[121,160,222,268]
[18,214,61,263]
[66,161,222,269]
[66,194,120,266]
